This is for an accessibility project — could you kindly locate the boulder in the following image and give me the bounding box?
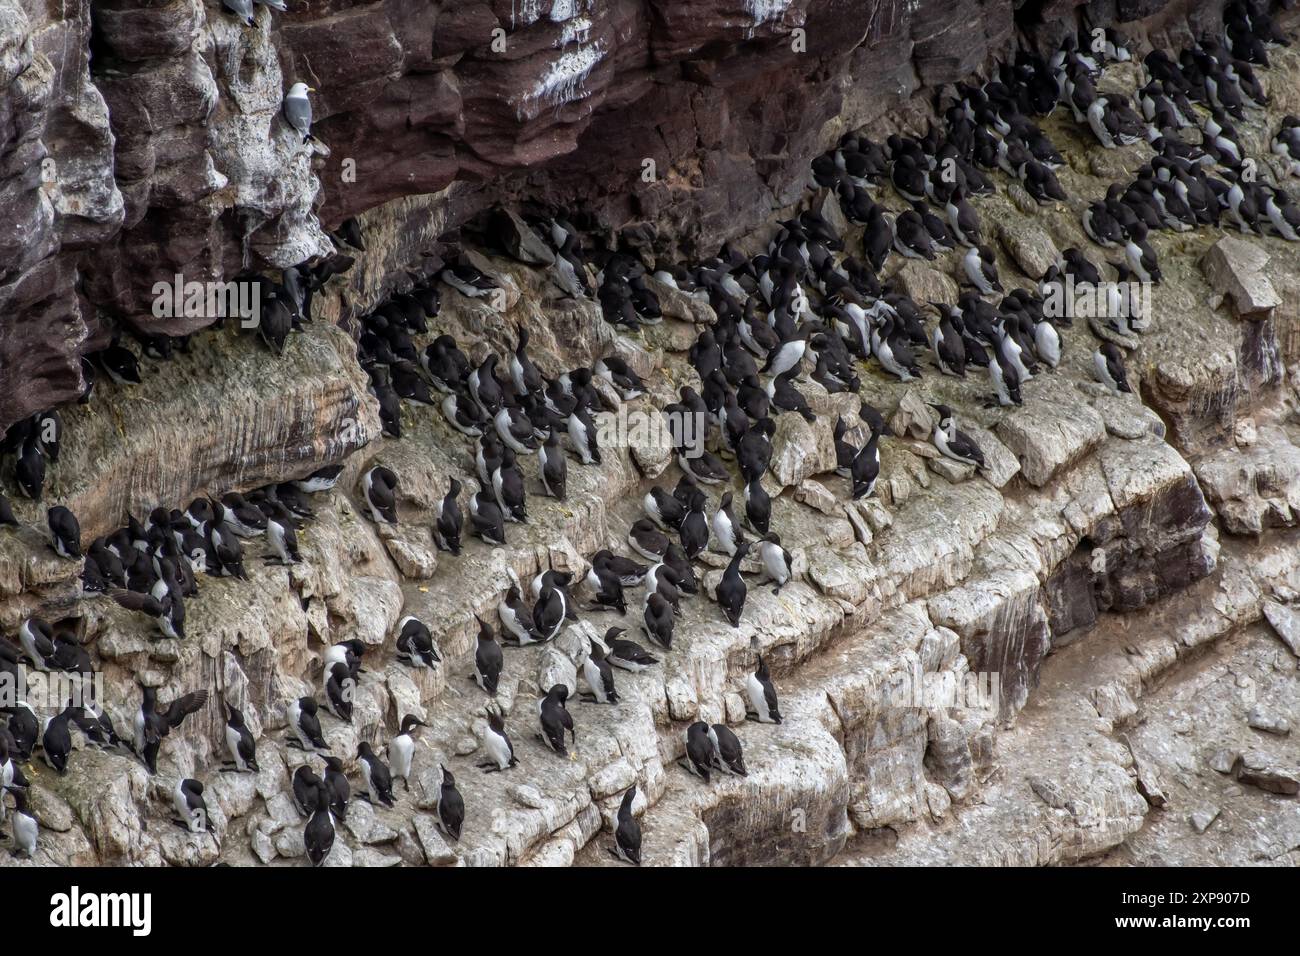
[1201,236,1281,318]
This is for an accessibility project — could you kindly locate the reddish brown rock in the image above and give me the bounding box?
[0,0,1250,435]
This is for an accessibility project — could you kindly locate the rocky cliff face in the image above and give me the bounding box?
[0,0,1243,434]
[2,0,1299,868]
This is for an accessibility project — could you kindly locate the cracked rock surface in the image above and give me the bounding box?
[2,0,1300,868]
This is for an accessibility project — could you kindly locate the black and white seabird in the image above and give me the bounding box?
[498,584,543,644]
[579,639,618,707]
[681,721,716,782]
[588,549,648,589]
[357,742,394,807]
[989,348,1023,407]
[893,209,937,260]
[361,466,399,525]
[473,615,503,695]
[7,701,39,760]
[294,464,343,493]
[478,708,518,772]
[435,765,464,841]
[490,447,528,524]
[469,491,507,546]
[677,447,730,485]
[745,655,783,724]
[172,779,214,834]
[678,490,710,560]
[601,626,659,672]
[71,703,125,754]
[323,662,355,722]
[711,491,746,557]
[583,558,628,614]
[964,245,1003,295]
[433,477,463,554]
[17,617,55,670]
[756,533,793,594]
[47,506,81,559]
[644,560,683,617]
[509,328,543,396]
[567,404,602,465]
[16,440,45,501]
[322,755,350,821]
[441,256,500,302]
[1083,201,1125,247]
[291,765,323,817]
[261,501,300,564]
[643,485,686,530]
[930,304,968,377]
[6,789,38,858]
[40,707,76,774]
[533,581,569,643]
[744,476,771,535]
[1034,314,1061,368]
[945,186,982,246]
[287,695,329,752]
[642,591,675,650]
[595,356,646,401]
[709,724,748,776]
[467,356,506,418]
[735,418,775,482]
[627,518,671,562]
[442,391,486,437]
[538,431,567,499]
[323,639,365,683]
[609,785,641,864]
[494,404,539,454]
[1093,342,1132,394]
[850,413,885,500]
[537,684,575,757]
[221,492,268,538]
[395,616,441,669]
[304,783,335,867]
[715,541,750,628]
[390,713,426,791]
[1122,221,1161,283]
[222,704,259,774]
[929,404,987,471]
[136,686,209,774]
[97,343,142,386]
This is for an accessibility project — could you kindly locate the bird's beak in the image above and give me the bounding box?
[307,87,317,93]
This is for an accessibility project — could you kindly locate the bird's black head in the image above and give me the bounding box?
[928,402,954,423]
[400,713,426,734]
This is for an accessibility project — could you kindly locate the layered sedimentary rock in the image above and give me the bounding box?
[0,0,1240,434]
[1,0,1299,868]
